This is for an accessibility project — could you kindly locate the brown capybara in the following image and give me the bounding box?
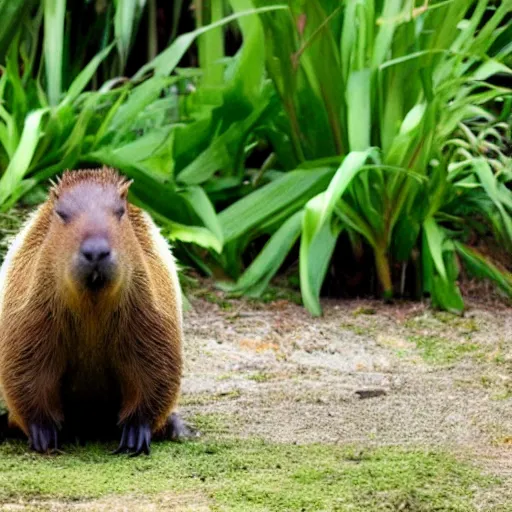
[0,167,190,456]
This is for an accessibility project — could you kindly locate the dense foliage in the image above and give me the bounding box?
[0,0,511,314]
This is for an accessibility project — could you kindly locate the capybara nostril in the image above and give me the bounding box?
[80,236,111,264]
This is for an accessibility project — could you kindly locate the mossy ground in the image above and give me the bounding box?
[0,245,510,509]
[406,334,481,364]
[0,435,498,511]
[1,295,511,511]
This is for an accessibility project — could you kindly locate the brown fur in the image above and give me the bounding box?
[0,168,182,440]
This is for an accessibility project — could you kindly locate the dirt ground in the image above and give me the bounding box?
[1,284,511,511]
[180,289,512,506]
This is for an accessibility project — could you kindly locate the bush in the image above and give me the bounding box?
[0,0,511,314]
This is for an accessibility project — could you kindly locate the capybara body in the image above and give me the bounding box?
[0,168,184,455]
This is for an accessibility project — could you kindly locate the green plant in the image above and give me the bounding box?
[0,0,510,317]
[0,2,285,256]
[446,97,511,174]
[218,0,512,314]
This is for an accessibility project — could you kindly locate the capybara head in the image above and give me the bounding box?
[48,168,134,297]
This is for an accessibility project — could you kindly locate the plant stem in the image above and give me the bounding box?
[195,0,224,87]
[147,0,157,62]
[374,246,393,300]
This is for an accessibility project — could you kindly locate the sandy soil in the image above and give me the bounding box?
[180,292,512,502]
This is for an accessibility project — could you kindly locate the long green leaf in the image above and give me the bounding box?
[431,274,464,314]
[133,6,287,80]
[177,91,272,185]
[87,128,173,182]
[471,158,512,247]
[300,192,340,316]
[346,69,372,151]
[131,195,222,253]
[430,246,464,314]
[107,76,177,135]
[44,0,66,106]
[228,0,266,103]
[423,217,447,280]
[219,210,303,297]
[0,108,48,206]
[181,186,224,246]
[455,242,512,297]
[0,0,37,63]
[196,0,225,87]
[114,0,146,72]
[60,43,115,106]
[219,167,334,242]
[316,150,376,235]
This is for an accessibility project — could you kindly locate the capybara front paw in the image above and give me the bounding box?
[29,421,59,454]
[112,419,151,456]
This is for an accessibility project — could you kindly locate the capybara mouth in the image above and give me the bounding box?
[84,269,110,292]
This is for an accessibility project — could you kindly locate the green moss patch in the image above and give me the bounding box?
[408,335,480,364]
[0,438,497,511]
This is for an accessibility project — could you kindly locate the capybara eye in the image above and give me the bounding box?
[114,206,126,220]
[55,209,70,223]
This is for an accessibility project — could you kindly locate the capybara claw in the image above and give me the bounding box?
[29,422,59,454]
[112,420,151,456]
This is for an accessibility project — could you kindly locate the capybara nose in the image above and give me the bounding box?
[80,236,111,264]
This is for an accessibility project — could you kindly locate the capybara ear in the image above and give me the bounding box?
[48,175,63,200]
[118,179,133,200]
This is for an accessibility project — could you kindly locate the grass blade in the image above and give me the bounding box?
[0,108,49,206]
[219,210,303,296]
[346,69,372,151]
[60,43,115,106]
[133,5,287,80]
[196,0,225,87]
[300,192,340,316]
[114,0,146,72]
[44,0,66,106]
[455,241,512,297]
[423,217,447,280]
[219,168,334,243]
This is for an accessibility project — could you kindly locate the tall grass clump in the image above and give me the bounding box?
[0,0,510,315]
[218,0,512,314]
